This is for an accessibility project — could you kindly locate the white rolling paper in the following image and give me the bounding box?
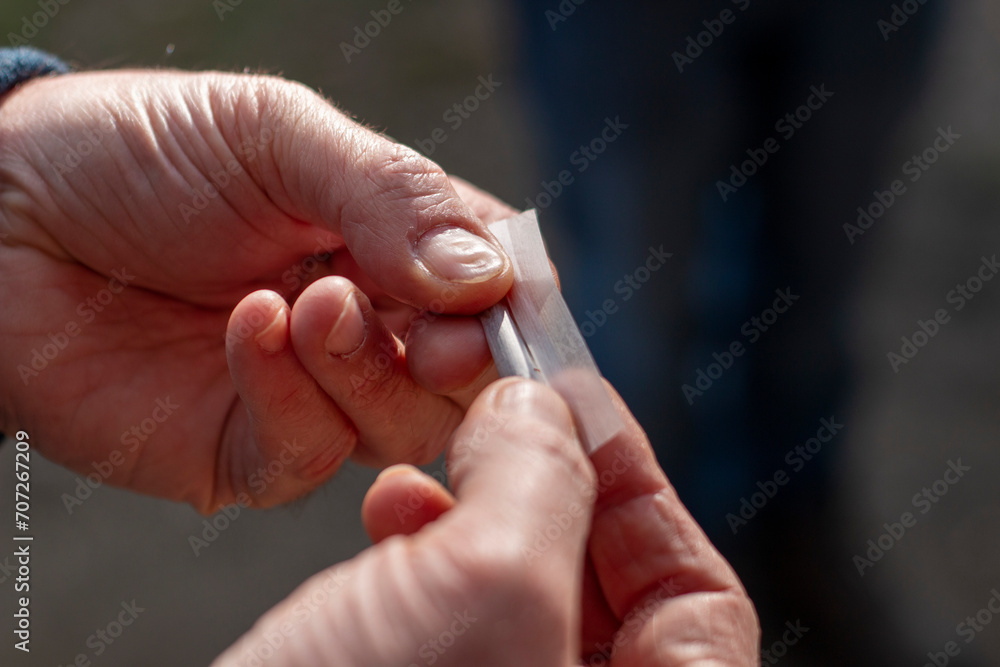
[480,210,623,454]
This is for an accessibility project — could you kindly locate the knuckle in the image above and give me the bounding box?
[229,73,319,156]
[346,352,412,414]
[296,426,357,481]
[360,143,452,217]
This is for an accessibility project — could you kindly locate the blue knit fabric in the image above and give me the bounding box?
[0,47,67,445]
[0,47,69,97]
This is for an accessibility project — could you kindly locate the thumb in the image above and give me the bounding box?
[261,78,513,313]
[361,465,456,543]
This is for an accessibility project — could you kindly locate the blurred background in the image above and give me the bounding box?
[2,0,999,664]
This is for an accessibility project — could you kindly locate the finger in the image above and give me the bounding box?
[447,175,561,290]
[216,380,597,667]
[579,555,622,658]
[224,290,357,508]
[288,276,464,467]
[326,250,418,337]
[585,385,759,665]
[258,80,514,313]
[361,464,456,544]
[412,379,596,665]
[444,378,596,534]
[405,314,497,409]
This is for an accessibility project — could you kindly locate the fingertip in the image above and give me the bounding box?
[362,464,455,543]
[289,276,365,357]
[227,290,289,356]
[324,291,366,357]
[341,142,514,313]
[289,275,463,468]
[405,315,493,396]
[224,290,360,508]
[479,377,576,434]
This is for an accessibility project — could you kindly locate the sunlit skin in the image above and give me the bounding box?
[0,70,758,665]
[216,379,759,666]
[0,70,514,513]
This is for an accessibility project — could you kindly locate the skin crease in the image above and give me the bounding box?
[0,69,759,663]
[214,379,760,666]
[0,70,514,513]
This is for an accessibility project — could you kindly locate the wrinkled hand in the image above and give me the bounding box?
[214,378,760,666]
[0,70,515,512]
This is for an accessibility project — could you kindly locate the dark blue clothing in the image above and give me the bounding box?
[0,47,67,447]
[0,47,69,97]
[510,2,942,664]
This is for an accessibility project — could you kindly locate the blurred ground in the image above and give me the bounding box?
[0,1,534,665]
[841,1,1000,663]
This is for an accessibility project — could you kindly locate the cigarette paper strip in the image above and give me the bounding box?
[480,210,623,453]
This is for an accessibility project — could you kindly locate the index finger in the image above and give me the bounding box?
[586,385,760,664]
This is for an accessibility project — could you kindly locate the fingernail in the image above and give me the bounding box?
[416,226,507,284]
[255,309,288,354]
[325,292,366,356]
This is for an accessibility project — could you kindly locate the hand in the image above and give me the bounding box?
[213,378,760,666]
[0,70,515,512]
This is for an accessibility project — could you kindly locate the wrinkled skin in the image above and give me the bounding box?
[0,70,759,665]
[0,70,513,513]
[214,379,761,666]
